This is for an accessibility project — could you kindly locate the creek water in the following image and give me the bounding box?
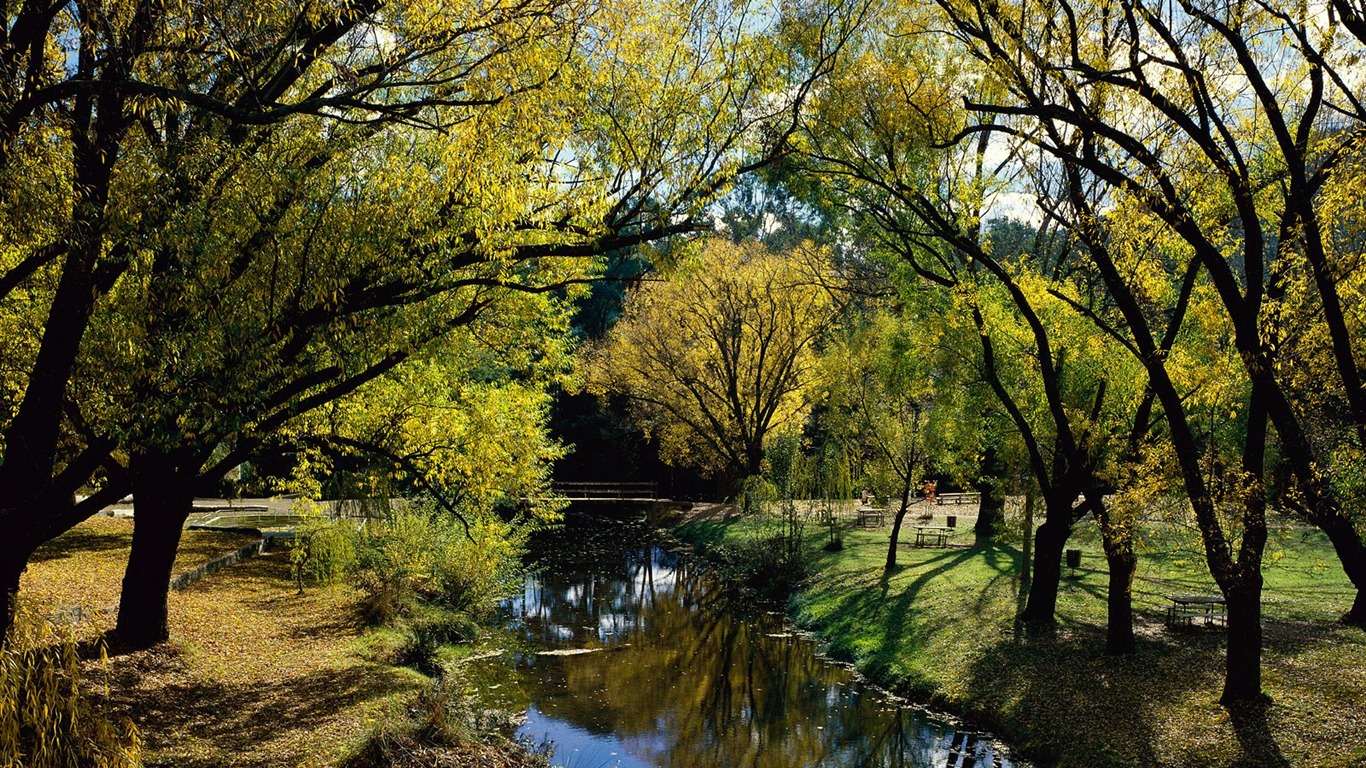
[465,520,1020,768]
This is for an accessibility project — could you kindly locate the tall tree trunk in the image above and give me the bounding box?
[113,451,198,650]
[973,444,1006,544]
[0,546,27,640]
[1021,506,1070,625]
[1216,383,1270,703]
[1098,510,1136,655]
[1221,578,1265,704]
[885,471,916,570]
[1314,515,1366,627]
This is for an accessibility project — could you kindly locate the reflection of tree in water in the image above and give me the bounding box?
[494,539,1014,767]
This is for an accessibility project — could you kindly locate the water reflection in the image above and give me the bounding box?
[469,533,1016,768]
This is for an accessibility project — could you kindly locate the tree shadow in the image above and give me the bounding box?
[103,649,416,767]
[1225,700,1289,768]
[30,529,129,562]
[961,630,1223,767]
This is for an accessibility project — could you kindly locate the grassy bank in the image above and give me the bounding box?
[18,516,545,768]
[672,505,1366,768]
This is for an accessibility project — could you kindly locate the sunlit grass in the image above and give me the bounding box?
[675,509,1366,768]
[19,518,539,767]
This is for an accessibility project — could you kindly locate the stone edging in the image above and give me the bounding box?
[169,537,269,591]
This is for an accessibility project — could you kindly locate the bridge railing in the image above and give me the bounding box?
[552,481,659,500]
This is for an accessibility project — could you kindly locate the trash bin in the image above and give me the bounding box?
[1066,549,1082,568]
[946,515,957,528]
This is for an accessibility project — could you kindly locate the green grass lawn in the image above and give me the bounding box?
[673,508,1366,768]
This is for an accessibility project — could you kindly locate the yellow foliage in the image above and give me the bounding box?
[586,238,840,479]
[0,602,141,768]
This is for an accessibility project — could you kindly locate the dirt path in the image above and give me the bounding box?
[22,518,420,767]
[100,551,420,767]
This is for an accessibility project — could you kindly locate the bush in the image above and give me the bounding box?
[356,501,531,625]
[394,612,481,676]
[290,514,361,592]
[713,531,810,601]
[395,622,443,677]
[342,676,550,768]
[0,602,141,768]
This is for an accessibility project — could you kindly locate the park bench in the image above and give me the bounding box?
[935,492,980,506]
[1165,594,1226,628]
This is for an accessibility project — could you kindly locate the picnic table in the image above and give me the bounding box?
[935,492,981,505]
[856,506,885,527]
[910,524,953,548]
[1166,594,1227,628]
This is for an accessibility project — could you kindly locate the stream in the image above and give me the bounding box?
[465,519,1021,768]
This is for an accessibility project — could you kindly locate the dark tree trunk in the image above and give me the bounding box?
[113,451,198,650]
[1301,504,1366,627]
[1101,535,1136,655]
[1021,507,1071,625]
[1221,580,1266,704]
[1020,488,1035,586]
[1351,589,1366,628]
[973,444,1006,544]
[0,550,26,640]
[886,472,916,570]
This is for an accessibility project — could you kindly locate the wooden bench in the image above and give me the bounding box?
[935,492,980,506]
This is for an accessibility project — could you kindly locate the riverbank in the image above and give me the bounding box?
[18,516,549,768]
[669,506,1366,768]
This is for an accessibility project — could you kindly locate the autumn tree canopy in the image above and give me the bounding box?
[587,239,842,483]
[0,0,866,643]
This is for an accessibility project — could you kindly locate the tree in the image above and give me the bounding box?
[0,0,602,637]
[926,0,1366,699]
[824,311,935,569]
[789,7,1163,654]
[0,0,865,643]
[586,238,841,485]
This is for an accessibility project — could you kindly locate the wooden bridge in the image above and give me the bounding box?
[550,481,660,502]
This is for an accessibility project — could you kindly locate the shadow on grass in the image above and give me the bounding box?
[805,545,1008,686]
[960,628,1227,767]
[30,528,129,562]
[1225,701,1289,768]
[107,659,410,768]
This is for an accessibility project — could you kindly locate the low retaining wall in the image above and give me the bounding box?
[170,537,269,591]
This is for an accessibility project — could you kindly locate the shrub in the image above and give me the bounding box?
[290,514,361,592]
[395,622,443,677]
[0,602,141,768]
[355,505,435,623]
[342,677,550,768]
[356,501,531,625]
[712,530,810,602]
